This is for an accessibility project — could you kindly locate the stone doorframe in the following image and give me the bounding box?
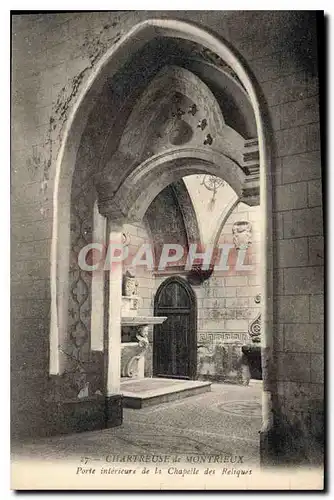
[49,18,273,450]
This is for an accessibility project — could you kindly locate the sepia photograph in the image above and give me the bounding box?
[10,8,325,490]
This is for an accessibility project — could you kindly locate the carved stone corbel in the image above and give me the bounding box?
[248,294,261,343]
[240,139,260,206]
[232,220,252,250]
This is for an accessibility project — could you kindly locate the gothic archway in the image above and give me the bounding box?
[49,18,273,443]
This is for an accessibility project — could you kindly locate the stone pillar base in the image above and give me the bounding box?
[36,395,124,437]
[260,423,324,467]
[105,394,123,428]
[260,427,279,467]
[49,397,106,436]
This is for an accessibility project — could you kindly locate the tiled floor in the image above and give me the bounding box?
[12,381,263,466]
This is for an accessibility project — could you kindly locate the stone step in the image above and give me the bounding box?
[121,378,212,409]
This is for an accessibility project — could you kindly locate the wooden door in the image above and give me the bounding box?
[153,277,197,379]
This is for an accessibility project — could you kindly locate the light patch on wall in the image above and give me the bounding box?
[183,174,238,244]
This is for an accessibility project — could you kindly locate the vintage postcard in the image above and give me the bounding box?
[11,10,325,490]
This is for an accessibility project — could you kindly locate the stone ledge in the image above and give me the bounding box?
[121,378,211,409]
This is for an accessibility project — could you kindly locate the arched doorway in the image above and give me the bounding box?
[48,18,273,450]
[154,277,197,380]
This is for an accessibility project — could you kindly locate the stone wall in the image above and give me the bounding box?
[230,12,323,461]
[195,201,261,381]
[11,10,323,463]
[122,221,154,318]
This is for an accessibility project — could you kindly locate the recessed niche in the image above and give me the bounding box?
[169,120,193,145]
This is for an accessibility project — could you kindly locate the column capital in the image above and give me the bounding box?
[96,193,128,223]
[107,220,125,234]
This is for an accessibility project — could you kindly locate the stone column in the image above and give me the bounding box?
[105,221,124,427]
[91,201,107,351]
